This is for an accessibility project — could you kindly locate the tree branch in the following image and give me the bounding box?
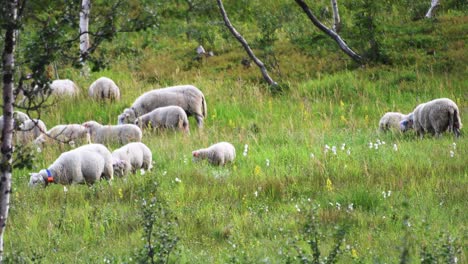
[216,0,278,87]
[295,0,362,64]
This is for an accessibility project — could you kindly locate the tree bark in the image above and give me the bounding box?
[295,0,362,64]
[0,0,18,260]
[79,0,91,61]
[425,0,439,18]
[216,0,278,87]
[331,0,341,33]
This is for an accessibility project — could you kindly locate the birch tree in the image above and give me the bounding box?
[295,0,362,64]
[0,0,19,260]
[331,0,341,33]
[79,0,91,62]
[425,0,440,18]
[216,0,278,87]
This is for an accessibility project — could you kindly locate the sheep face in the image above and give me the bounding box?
[29,172,45,187]
[192,151,201,162]
[118,108,136,124]
[400,113,414,132]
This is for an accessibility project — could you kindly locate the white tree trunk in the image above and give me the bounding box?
[79,0,91,61]
[0,0,18,261]
[216,0,278,87]
[331,0,341,33]
[425,0,440,18]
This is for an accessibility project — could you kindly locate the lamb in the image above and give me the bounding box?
[400,98,462,138]
[83,120,142,145]
[379,112,409,132]
[28,144,113,187]
[16,119,47,145]
[192,142,236,166]
[135,105,190,133]
[88,77,120,101]
[112,142,153,177]
[50,79,80,97]
[117,84,207,127]
[34,124,90,148]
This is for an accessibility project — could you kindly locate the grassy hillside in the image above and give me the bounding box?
[4,6,467,264]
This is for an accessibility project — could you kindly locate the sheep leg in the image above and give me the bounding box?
[195,115,204,128]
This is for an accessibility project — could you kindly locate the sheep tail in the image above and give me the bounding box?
[202,95,207,118]
[453,109,462,137]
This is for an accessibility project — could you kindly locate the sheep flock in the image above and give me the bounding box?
[3,76,461,187]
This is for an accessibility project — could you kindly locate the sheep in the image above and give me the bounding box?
[117,85,207,127]
[28,144,113,187]
[88,77,120,101]
[34,124,90,148]
[50,79,80,97]
[135,105,190,133]
[0,111,30,133]
[400,98,462,138]
[379,112,409,132]
[83,120,142,145]
[192,142,236,166]
[15,119,47,145]
[112,142,153,177]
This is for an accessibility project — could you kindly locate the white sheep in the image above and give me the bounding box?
[400,98,462,138]
[135,105,190,133]
[379,112,409,132]
[28,144,113,187]
[16,119,47,145]
[88,77,120,101]
[83,120,142,145]
[50,79,80,97]
[112,142,153,177]
[117,85,207,127]
[192,142,236,166]
[34,124,90,147]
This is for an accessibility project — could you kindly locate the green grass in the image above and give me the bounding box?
[4,12,467,264]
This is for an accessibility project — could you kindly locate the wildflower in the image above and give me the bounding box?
[347,203,354,212]
[374,143,379,150]
[341,143,346,150]
[36,147,42,153]
[266,159,270,167]
[393,144,398,151]
[118,188,123,199]
[63,186,68,193]
[162,170,167,176]
[140,169,146,175]
[326,178,334,192]
[382,141,386,145]
[450,150,455,158]
[369,142,373,148]
[332,146,337,155]
[452,142,456,150]
[347,148,351,155]
[295,204,301,212]
[376,139,381,145]
[175,177,181,183]
[340,100,345,107]
[324,144,330,153]
[382,190,391,199]
[254,165,262,176]
[310,153,315,159]
[351,249,358,258]
[243,144,249,157]
[335,202,341,210]
[254,191,258,197]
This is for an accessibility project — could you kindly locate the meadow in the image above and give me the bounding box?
[3,4,467,263]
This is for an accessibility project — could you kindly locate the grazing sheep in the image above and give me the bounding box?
[88,77,120,101]
[135,105,189,133]
[400,98,462,138]
[379,112,409,132]
[83,120,142,145]
[16,119,47,145]
[28,144,113,187]
[192,142,236,166]
[117,85,207,127]
[50,79,80,97]
[0,111,30,133]
[112,142,153,177]
[34,124,90,147]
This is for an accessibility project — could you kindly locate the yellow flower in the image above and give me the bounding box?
[118,188,123,199]
[228,119,234,127]
[254,165,262,176]
[340,115,347,123]
[326,178,334,192]
[351,248,358,258]
[340,100,345,107]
